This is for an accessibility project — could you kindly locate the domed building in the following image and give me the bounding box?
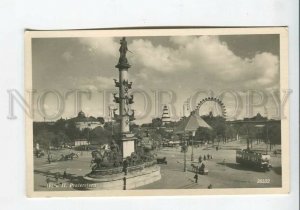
[73,111,103,131]
[77,110,86,118]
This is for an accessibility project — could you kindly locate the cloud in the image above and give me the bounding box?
[33,35,281,122]
[94,76,115,89]
[129,39,190,73]
[67,75,115,91]
[170,36,279,89]
[128,36,279,90]
[79,37,119,58]
[76,36,279,90]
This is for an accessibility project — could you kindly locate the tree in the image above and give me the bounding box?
[80,128,90,139]
[34,129,59,149]
[195,127,214,143]
[268,123,281,145]
[52,118,66,133]
[245,124,257,149]
[130,123,139,131]
[150,131,163,148]
[64,120,81,140]
[262,122,281,150]
[151,118,162,128]
[104,121,120,135]
[89,126,113,145]
[97,117,105,125]
[225,125,235,141]
[56,131,70,145]
[202,115,226,143]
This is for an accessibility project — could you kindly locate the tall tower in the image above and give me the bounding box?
[183,99,190,117]
[113,37,136,158]
[161,105,171,126]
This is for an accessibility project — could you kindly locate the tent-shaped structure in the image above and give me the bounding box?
[174,111,212,134]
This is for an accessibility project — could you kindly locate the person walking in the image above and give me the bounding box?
[63,170,67,179]
[194,173,198,183]
[55,173,59,183]
[46,176,50,187]
[47,154,51,164]
[198,155,202,163]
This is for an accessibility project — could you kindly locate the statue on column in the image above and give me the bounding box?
[118,37,128,65]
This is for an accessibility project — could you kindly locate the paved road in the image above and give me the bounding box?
[33,139,282,191]
[137,140,282,189]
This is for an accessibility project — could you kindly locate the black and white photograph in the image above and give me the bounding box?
[25,28,289,196]
[0,0,298,209]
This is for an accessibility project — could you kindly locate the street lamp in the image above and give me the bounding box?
[183,132,187,172]
[191,131,195,161]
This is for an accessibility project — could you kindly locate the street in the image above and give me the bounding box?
[34,139,282,191]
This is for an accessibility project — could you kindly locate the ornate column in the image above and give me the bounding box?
[113,37,136,158]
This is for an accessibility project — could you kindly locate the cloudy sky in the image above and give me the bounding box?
[32,34,280,123]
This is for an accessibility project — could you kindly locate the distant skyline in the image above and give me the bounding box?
[32,34,280,124]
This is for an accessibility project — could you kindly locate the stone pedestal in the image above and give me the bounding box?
[83,165,161,190]
[121,133,136,158]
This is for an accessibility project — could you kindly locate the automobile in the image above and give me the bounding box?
[156,157,167,164]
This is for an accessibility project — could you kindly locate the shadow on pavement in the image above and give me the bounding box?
[35,169,79,182]
[272,166,282,175]
[217,162,263,172]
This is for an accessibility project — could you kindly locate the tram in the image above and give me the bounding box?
[236,149,272,171]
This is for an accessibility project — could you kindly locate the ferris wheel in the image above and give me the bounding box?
[195,97,227,118]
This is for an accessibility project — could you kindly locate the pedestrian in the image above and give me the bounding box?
[194,173,198,183]
[55,173,59,182]
[208,184,212,189]
[46,176,50,186]
[216,146,218,151]
[210,155,213,159]
[203,155,206,161]
[47,154,51,164]
[63,170,67,179]
[207,154,210,159]
[198,155,202,163]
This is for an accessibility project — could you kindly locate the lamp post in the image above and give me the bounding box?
[183,132,187,172]
[266,123,269,154]
[191,131,195,161]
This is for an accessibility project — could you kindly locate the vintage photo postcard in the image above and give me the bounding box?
[25,27,289,197]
